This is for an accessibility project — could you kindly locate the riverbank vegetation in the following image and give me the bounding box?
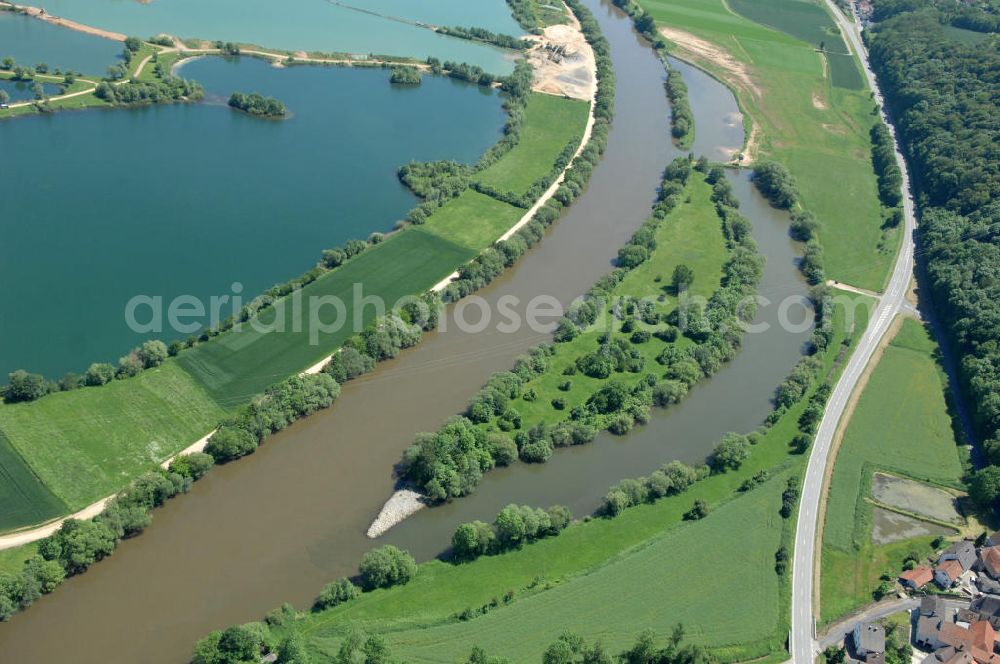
[864,0,1000,510]
[436,25,530,51]
[820,318,967,623]
[399,162,761,502]
[0,4,598,535]
[188,289,869,661]
[630,0,896,291]
[387,65,421,85]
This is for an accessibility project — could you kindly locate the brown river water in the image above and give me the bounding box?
[0,2,809,661]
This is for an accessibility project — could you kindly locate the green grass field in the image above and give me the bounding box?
[0,431,65,531]
[475,93,589,195]
[0,363,226,510]
[0,542,38,576]
[230,293,872,663]
[0,70,587,529]
[820,317,965,623]
[416,190,525,251]
[639,0,892,291]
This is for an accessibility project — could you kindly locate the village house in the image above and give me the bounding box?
[942,541,979,573]
[903,566,936,590]
[853,623,886,659]
[938,559,967,588]
[981,547,1000,580]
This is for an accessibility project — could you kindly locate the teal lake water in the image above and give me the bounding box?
[0,78,60,101]
[0,56,504,378]
[34,0,517,73]
[0,11,123,76]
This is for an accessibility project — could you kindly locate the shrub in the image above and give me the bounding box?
[314,577,360,610]
[358,545,417,591]
[710,433,750,472]
[84,362,115,386]
[168,452,214,480]
[451,520,495,561]
[3,370,49,403]
[683,499,709,521]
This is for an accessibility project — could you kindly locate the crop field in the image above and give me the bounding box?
[0,431,65,531]
[728,0,847,53]
[0,363,226,510]
[639,0,891,291]
[475,92,590,195]
[820,318,964,622]
[417,190,525,251]
[178,227,474,404]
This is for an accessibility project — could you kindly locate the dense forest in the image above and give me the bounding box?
[866,1,1000,501]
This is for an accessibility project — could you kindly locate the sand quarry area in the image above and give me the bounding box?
[527,19,596,101]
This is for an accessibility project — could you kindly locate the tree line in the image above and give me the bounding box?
[95,75,204,106]
[436,26,531,51]
[865,0,1000,505]
[451,503,572,562]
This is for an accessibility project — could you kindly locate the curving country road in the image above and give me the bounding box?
[789,1,918,661]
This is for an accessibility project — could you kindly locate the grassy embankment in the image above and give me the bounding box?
[637,0,896,291]
[0,90,589,528]
[237,295,873,663]
[820,317,966,623]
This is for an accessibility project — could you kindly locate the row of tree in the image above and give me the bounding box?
[865,1,1000,505]
[611,0,697,150]
[869,122,903,207]
[194,544,417,664]
[436,26,531,51]
[451,503,572,561]
[94,76,204,106]
[2,339,170,403]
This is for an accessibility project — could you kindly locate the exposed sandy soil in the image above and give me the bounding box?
[812,92,828,109]
[525,17,596,101]
[658,26,761,98]
[5,2,126,41]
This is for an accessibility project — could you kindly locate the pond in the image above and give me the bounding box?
[0,56,505,379]
[0,77,61,102]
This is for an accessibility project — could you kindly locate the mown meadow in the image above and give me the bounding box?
[637,0,895,291]
[820,317,967,623]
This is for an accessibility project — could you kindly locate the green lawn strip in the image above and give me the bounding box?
[0,542,37,576]
[639,0,891,290]
[512,177,728,427]
[821,537,937,626]
[0,430,65,531]
[820,318,965,623]
[475,92,590,195]
[256,297,869,662]
[0,363,226,510]
[416,190,525,251]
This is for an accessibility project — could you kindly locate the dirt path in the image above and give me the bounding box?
[658,25,761,98]
[1,1,126,41]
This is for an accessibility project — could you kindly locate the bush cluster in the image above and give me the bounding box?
[95,76,204,106]
[388,65,421,85]
[451,503,572,562]
[601,461,702,516]
[227,91,286,118]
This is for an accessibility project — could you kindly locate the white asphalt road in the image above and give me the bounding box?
[788,2,918,662]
